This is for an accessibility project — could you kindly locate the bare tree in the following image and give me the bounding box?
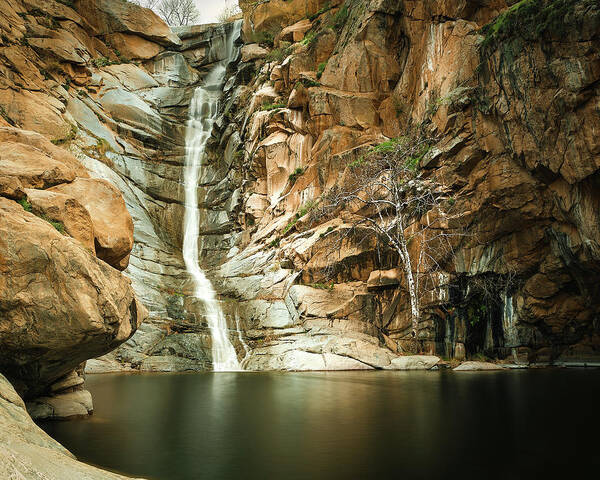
[217,0,242,22]
[130,0,200,26]
[314,136,461,341]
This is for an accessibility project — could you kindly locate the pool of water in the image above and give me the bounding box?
[41,370,600,480]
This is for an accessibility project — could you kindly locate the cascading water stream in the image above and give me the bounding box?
[182,21,242,371]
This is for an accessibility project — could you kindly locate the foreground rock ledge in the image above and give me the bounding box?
[0,373,145,480]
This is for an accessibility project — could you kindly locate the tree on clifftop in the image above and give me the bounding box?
[131,0,200,26]
[313,135,461,345]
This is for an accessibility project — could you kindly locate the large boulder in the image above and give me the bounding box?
[50,178,134,270]
[0,142,76,189]
[75,0,182,47]
[0,127,89,178]
[0,197,145,398]
[24,188,96,254]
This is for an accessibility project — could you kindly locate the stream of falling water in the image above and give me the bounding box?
[182,21,242,371]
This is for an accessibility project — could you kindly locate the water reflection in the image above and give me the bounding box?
[41,370,600,480]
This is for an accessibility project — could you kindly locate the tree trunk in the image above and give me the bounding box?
[399,240,419,342]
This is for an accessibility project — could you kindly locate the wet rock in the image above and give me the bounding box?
[454,361,506,372]
[386,356,440,371]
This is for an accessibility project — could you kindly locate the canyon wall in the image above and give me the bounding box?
[1,0,599,400]
[208,0,600,367]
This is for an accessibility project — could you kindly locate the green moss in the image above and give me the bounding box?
[43,216,66,234]
[18,198,32,212]
[282,200,318,235]
[309,282,334,290]
[265,44,293,63]
[288,167,305,185]
[480,0,590,53]
[316,61,327,79]
[297,78,320,88]
[262,102,286,111]
[308,2,333,21]
[51,124,78,146]
[331,4,349,31]
[92,57,111,68]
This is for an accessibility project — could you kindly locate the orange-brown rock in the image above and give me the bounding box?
[24,188,96,254]
[104,32,163,60]
[0,127,88,178]
[0,142,76,189]
[75,0,182,47]
[0,197,146,398]
[0,90,71,142]
[50,178,134,271]
[240,0,340,38]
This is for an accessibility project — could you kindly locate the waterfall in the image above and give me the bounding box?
[182,21,242,372]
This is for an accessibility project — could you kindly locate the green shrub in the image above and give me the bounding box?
[18,198,32,212]
[316,61,327,79]
[297,78,320,88]
[288,167,305,184]
[250,30,276,47]
[262,102,287,111]
[308,2,333,21]
[93,57,111,68]
[266,45,292,62]
[480,0,589,52]
[300,31,318,46]
[332,4,349,31]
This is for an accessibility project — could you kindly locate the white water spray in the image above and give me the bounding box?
[182,21,242,371]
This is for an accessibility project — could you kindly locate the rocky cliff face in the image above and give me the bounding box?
[0,0,153,419]
[1,0,598,390]
[203,0,599,367]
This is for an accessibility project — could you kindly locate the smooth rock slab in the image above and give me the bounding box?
[386,355,440,370]
[454,361,506,371]
[27,389,93,420]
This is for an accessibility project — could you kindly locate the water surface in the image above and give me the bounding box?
[42,370,600,479]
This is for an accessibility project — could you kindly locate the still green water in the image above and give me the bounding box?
[41,370,599,480]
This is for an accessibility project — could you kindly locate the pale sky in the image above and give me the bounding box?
[195,0,236,23]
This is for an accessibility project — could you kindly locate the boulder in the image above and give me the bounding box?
[241,43,268,62]
[0,197,145,398]
[454,361,506,371]
[26,389,93,420]
[0,374,144,479]
[387,355,440,370]
[27,37,86,64]
[367,269,401,290]
[0,127,89,178]
[0,90,72,142]
[0,175,25,200]
[24,188,96,253]
[0,142,76,189]
[277,19,313,44]
[104,32,163,60]
[50,178,134,270]
[76,0,182,47]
